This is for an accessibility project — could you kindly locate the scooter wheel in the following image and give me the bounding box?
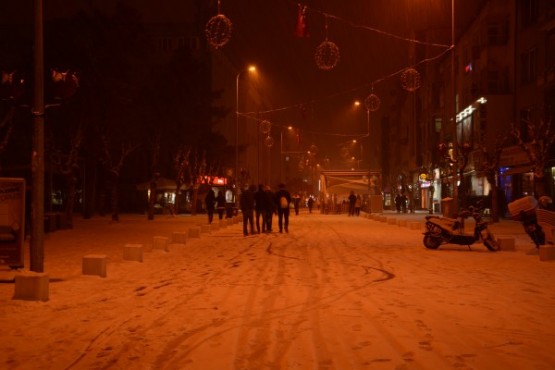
[423,235,441,249]
[483,234,500,251]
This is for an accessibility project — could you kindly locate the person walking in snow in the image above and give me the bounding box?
[274,183,291,233]
[240,184,256,236]
[205,188,216,224]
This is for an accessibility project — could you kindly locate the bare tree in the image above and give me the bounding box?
[147,135,160,220]
[99,135,139,222]
[48,125,83,228]
[511,118,555,197]
[477,134,509,222]
[0,106,15,158]
[172,146,191,215]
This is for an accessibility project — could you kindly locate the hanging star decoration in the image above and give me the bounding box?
[205,0,233,49]
[294,3,310,38]
[400,67,421,92]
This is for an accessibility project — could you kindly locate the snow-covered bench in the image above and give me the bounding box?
[536,209,555,245]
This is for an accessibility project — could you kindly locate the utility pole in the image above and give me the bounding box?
[30,0,45,272]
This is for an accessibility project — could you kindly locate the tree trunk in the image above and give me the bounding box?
[64,174,77,228]
[110,175,119,222]
[192,187,199,216]
[534,174,546,198]
[147,181,156,220]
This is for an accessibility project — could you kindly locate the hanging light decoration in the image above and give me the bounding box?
[205,0,233,49]
[0,70,25,101]
[364,86,381,112]
[400,67,421,92]
[264,135,274,148]
[50,68,79,100]
[315,16,340,71]
[260,120,272,134]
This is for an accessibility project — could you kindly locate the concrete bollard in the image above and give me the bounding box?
[408,222,423,231]
[397,219,408,227]
[82,254,107,278]
[497,238,515,251]
[188,227,201,239]
[153,236,170,252]
[172,232,187,244]
[539,245,555,261]
[13,272,49,301]
[123,244,144,262]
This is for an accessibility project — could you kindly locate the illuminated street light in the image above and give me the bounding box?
[235,65,256,206]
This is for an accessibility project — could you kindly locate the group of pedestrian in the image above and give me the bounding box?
[240,183,292,236]
[204,189,227,224]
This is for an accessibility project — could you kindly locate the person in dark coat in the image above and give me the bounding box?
[264,185,275,233]
[254,184,267,233]
[348,190,356,216]
[307,196,314,213]
[205,188,216,224]
[216,190,226,220]
[240,184,256,236]
[274,183,291,233]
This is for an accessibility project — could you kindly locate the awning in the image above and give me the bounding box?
[502,165,532,176]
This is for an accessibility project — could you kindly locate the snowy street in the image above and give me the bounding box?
[1,211,554,370]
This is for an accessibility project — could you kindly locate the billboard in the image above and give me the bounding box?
[0,178,25,268]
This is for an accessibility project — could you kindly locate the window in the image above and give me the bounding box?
[521,48,538,85]
[522,0,539,28]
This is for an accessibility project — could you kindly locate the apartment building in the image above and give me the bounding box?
[389,0,554,212]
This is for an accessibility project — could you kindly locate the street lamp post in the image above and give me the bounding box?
[235,65,255,207]
[30,0,45,272]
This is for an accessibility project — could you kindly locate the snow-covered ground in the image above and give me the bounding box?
[1,211,554,370]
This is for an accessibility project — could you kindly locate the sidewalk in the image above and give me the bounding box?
[360,209,539,253]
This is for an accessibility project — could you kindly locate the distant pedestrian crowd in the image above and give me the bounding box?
[206,183,314,236]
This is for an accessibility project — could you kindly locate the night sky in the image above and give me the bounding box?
[1,0,486,165]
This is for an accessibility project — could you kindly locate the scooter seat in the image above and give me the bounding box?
[426,216,461,231]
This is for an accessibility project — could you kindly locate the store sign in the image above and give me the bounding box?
[198,176,227,185]
[0,178,25,268]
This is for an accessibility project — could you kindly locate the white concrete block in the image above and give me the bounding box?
[408,222,423,230]
[497,238,515,251]
[172,232,187,244]
[82,254,107,277]
[13,272,49,301]
[188,227,201,239]
[539,245,555,261]
[397,219,408,227]
[153,236,169,251]
[123,244,143,262]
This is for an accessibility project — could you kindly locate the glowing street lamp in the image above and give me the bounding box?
[235,65,256,205]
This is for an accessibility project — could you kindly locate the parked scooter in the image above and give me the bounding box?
[423,206,499,251]
[507,196,545,248]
